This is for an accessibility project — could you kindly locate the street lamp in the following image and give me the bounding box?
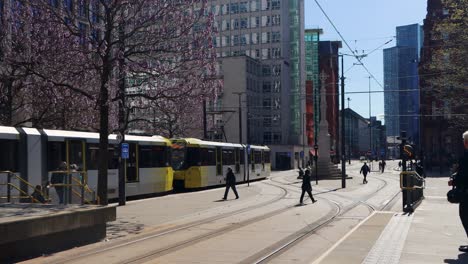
[314,144,318,184]
[340,54,346,188]
[368,76,373,170]
[347,97,351,164]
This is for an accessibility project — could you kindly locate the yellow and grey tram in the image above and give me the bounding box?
[171,138,270,189]
[0,126,173,203]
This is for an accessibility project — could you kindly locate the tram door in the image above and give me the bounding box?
[126,143,139,182]
[65,140,86,203]
[216,147,222,176]
[66,140,86,176]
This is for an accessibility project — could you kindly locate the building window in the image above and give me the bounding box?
[49,0,59,8]
[272,14,280,25]
[230,3,238,14]
[273,97,281,109]
[241,34,247,45]
[233,18,239,29]
[272,32,281,43]
[272,114,280,126]
[78,0,86,17]
[90,0,99,22]
[262,65,271,76]
[272,0,280,10]
[79,22,87,45]
[240,2,248,13]
[263,81,271,93]
[273,80,281,93]
[240,18,248,29]
[63,0,73,12]
[272,65,281,76]
[263,98,271,109]
[223,20,230,31]
[251,33,259,44]
[263,132,272,144]
[273,133,282,144]
[263,115,272,127]
[233,35,239,46]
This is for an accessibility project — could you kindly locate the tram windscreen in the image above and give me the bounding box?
[171,142,187,170]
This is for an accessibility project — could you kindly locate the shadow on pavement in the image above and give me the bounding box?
[214,199,227,202]
[444,252,468,263]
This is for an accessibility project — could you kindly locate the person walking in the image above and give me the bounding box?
[300,169,316,204]
[451,131,468,252]
[223,167,239,200]
[381,159,386,173]
[50,161,67,204]
[360,162,370,184]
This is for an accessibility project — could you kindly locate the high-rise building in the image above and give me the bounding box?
[383,24,423,146]
[208,0,306,170]
[304,29,321,163]
[419,0,468,170]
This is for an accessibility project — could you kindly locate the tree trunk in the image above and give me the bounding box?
[97,80,109,205]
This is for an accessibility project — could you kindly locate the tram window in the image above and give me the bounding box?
[87,144,119,170]
[171,146,187,170]
[222,149,235,165]
[139,145,168,168]
[187,147,201,167]
[238,148,244,165]
[200,148,216,166]
[47,142,66,171]
[0,140,18,172]
[264,151,271,163]
[254,150,262,163]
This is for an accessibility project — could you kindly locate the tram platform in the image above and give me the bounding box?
[314,176,468,264]
[0,203,116,262]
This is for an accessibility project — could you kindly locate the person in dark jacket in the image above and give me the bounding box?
[300,169,316,204]
[452,131,468,252]
[223,167,239,200]
[381,160,386,173]
[360,162,370,184]
[50,161,67,204]
[31,185,47,204]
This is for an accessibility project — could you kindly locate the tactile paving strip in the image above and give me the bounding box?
[362,213,414,264]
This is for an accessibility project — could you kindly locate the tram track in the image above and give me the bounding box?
[117,180,342,264]
[46,169,402,264]
[247,171,401,264]
[47,182,289,264]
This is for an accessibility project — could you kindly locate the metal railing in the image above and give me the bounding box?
[0,170,98,205]
[0,171,48,203]
[48,170,98,205]
[400,171,425,213]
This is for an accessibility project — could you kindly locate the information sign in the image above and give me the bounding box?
[121,143,129,159]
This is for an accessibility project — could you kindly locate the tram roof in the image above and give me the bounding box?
[0,126,19,140]
[42,129,169,144]
[171,138,242,148]
[43,129,100,139]
[171,138,269,150]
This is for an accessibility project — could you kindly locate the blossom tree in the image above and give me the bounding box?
[20,0,219,204]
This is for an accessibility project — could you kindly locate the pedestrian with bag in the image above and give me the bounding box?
[299,169,316,204]
[223,167,239,200]
[360,162,370,184]
[381,159,386,173]
[450,131,468,252]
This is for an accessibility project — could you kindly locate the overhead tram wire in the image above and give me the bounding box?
[313,0,384,89]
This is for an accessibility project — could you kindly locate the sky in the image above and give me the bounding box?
[305,0,427,123]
